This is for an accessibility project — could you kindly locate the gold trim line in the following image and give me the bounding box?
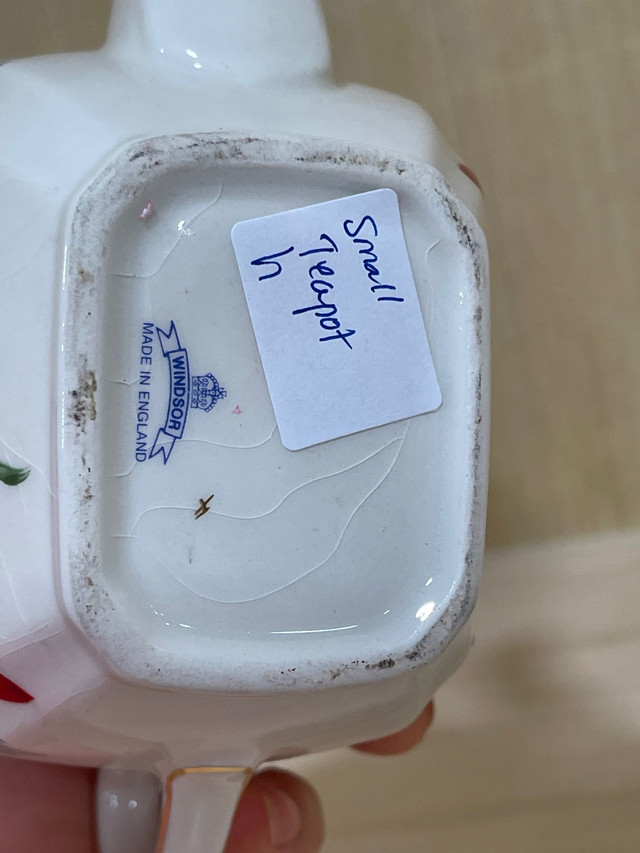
[155,766,253,852]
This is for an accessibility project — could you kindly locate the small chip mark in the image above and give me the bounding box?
[140,201,153,221]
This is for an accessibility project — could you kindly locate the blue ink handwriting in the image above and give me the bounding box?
[250,206,405,352]
[251,246,295,280]
[291,238,356,348]
[343,215,404,303]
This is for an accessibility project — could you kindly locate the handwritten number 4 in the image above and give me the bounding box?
[251,246,294,281]
[251,235,339,282]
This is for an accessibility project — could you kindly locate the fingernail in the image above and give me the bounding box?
[96,768,162,853]
[262,786,303,847]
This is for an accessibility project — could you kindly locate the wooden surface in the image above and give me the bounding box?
[322,0,640,548]
[284,532,640,851]
[2,0,640,547]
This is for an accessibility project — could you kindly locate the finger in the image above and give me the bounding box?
[0,756,96,853]
[224,769,324,853]
[351,700,435,756]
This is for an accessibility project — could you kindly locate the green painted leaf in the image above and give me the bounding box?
[0,461,31,486]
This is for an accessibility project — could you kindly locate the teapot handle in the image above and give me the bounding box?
[97,765,251,853]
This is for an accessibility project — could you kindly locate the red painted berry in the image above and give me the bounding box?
[0,674,34,703]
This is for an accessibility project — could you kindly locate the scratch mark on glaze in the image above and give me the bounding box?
[107,377,139,388]
[119,431,406,536]
[425,238,442,262]
[15,477,29,518]
[112,186,223,280]
[0,547,30,633]
[267,435,406,599]
[109,460,138,479]
[8,622,58,646]
[107,424,279,479]
[271,624,357,635]
[0,259,33,286]
[174,423,277,451]
[210,433,406,522]
[111,505,196,537]
[116,428,407,603]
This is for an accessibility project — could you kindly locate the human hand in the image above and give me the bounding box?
[0,701,434,853]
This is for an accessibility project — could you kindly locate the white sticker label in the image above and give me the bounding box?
[231,188,441,450]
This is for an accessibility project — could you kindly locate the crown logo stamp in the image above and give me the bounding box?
[191,373,227,412]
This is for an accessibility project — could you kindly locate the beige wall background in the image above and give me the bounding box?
[2,0,639,549]
[324,0,640,549]
[323,0,640,549]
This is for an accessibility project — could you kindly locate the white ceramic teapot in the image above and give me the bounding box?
[0,2,489,851]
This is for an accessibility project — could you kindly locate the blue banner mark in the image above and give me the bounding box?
[149,323,191,464]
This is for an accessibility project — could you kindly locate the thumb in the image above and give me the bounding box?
[225,769,324,853]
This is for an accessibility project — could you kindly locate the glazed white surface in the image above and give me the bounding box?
[0,0,480,668]
[0,8,487,853]
[57,133,487,691]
